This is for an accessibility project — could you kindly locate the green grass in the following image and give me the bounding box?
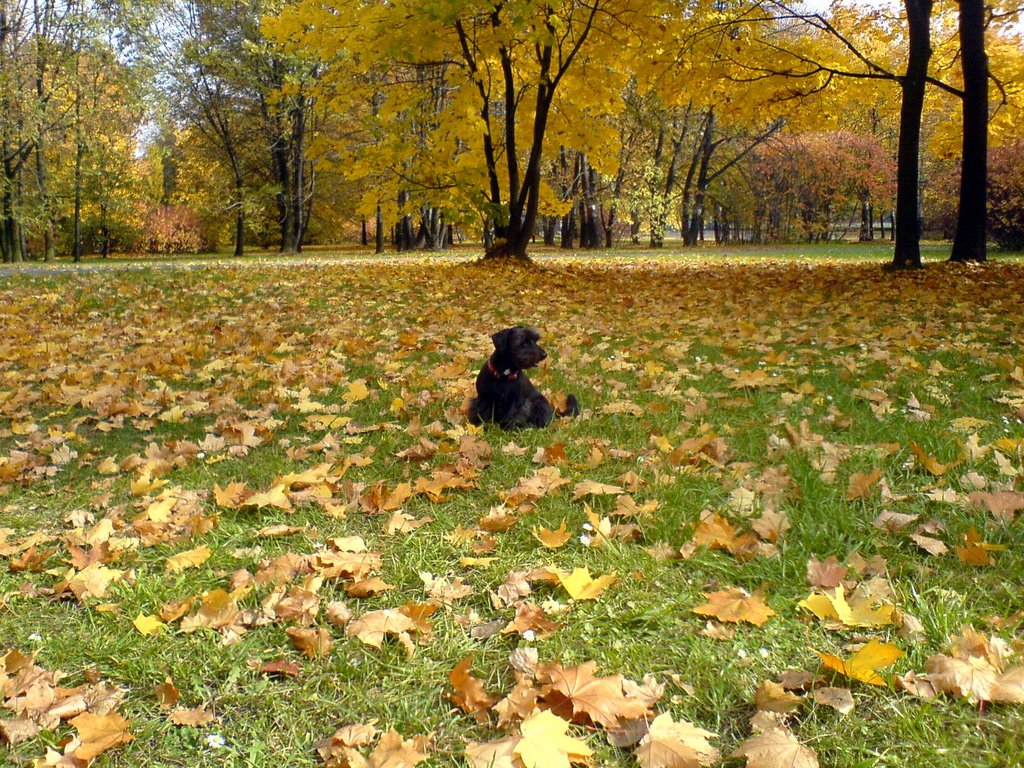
[1,252,1023,767]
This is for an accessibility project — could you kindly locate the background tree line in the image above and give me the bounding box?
[1,0,1022,264]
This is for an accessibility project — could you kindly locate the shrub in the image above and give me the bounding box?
[143,205,204,254]
[989,141,1024,250]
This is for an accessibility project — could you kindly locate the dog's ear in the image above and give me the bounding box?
[491,328,515,352]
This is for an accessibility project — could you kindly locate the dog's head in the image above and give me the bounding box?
[491,326,547,370]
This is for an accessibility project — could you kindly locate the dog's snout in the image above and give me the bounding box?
[539,349,547,360]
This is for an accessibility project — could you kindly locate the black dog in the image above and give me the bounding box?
[468,326,580,429]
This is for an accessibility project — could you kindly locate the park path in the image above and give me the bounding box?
[0,253,477,277]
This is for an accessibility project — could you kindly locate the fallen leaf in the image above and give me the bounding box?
[556,567,617,601]
[366,728,429,768]
[732,726,818,768]
[514,709,593,768]
[286,627,333,658]
[816,640,903,686]
[165,545,212,573]
[448,656,497,722]
[811,687,855,715]
[538,660,650,728]
[465,736,520,768]
[69,711,133,762]
[754,680,802,713]
[635,711,720,768]
[168,706,217,727]
[692,588,775,627]
[133,613,164,636]
[845,467,883,500]
[533,519,572,549]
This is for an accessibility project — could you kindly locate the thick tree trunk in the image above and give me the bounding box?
[892,0,933,269]
[949,0,987,262]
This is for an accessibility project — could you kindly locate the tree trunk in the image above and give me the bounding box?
[33,0,55,262]
[374,205,384,254]
[72,77,84,263]
[949,0,987,262]
[686,109,715,246]
[100,203,110,258]
[892,0,933,269]
[271,131,294,253]
[232,169,245,257]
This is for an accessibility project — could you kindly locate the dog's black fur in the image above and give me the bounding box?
[468,326,580,430]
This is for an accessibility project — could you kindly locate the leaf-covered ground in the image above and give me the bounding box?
[1,254,1023,767]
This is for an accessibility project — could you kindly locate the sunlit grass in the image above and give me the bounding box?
[1,256,1023,767]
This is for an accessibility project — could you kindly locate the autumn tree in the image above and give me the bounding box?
[1,0,151,262]
[268,0,652,260]
[162,0,321,255]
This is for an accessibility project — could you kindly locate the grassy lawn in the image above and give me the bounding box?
[1,251,1023,767]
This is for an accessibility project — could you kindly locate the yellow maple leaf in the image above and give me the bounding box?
[798,586,895,628]
[343,379,370,403]
[816,640,903,686]
[242,484,292,511]
[532,520,571,549]
[514,709,593,768]
[556,567,617,600]
[165,545,212,574]
[133,613,164,636]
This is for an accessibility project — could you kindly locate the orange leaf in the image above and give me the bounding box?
[538,660,650,728]
[692,588,775,627]
[448,656,497,722]
[69,712,133,762]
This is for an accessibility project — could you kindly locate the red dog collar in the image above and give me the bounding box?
[487,359,519,380]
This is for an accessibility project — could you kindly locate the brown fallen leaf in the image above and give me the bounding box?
[968,491,1024,523]
[69,711,133,762]
[692,588,775,627]
[286,627,333,658]
[732,726,819,768]
[249,658,302,677]
[805,556,847,589]
[165,545,212,573]
[448,656,497,723]
[754,680,802,713]
[154,677,179,709]
[538,660,651,728]
[845,467,883,500]
[635,711,720,768]
[465,736,519,768]
[810,687,855,715]
[168,706,217,727]
[346,609,417,652]
[366,729,430,768]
